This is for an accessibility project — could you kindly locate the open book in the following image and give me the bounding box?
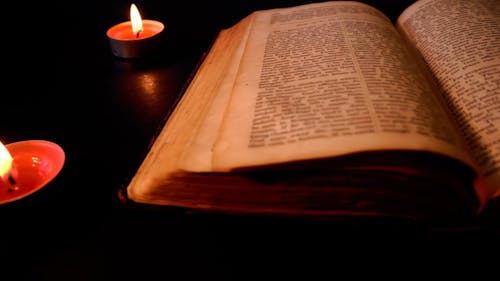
[123,0,500,224]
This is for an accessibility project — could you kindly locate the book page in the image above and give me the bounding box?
[177,15,255,171]
[397,0,500,205]
[126,17,254,201]
[207,1,472,171]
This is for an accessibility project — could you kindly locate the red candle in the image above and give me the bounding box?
[107,4,164,59]
[0,140,65,204]
[107,20,164,40]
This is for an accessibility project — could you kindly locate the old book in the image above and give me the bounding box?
[122,0,500,225]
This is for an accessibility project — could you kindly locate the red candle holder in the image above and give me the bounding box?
[107,20,164,59]
[0,140,65,204]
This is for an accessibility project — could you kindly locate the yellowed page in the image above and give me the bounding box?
[397,0,500,206]
[209,1,472,171]
[178,15,255,171]
[127,17,255,203]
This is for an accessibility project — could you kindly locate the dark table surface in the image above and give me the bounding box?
[1,1,498,279]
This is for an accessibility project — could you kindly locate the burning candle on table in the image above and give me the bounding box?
[0,140,65,204]
[107,3,165,59]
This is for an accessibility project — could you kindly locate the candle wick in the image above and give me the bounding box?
[135,30,143,38]
[7,171,19,192]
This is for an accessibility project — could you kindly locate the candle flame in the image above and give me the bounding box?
[130,3,144,38]
[0,141,13,178]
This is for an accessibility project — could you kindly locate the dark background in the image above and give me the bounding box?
[1,1,497,280]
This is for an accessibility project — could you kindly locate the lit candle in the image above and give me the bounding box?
[0,140,65,204]
[107,3,165,59]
